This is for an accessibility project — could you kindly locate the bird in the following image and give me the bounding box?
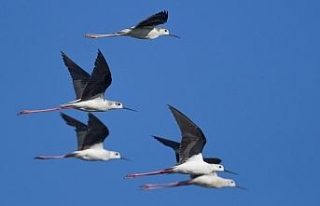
[84,10,180,40]
[152,136,222,164]
[18,49,136,115]
[125,105,230,179]
[35,112,129,161]
[140,173,246,190]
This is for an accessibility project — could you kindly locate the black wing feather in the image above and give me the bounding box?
[80,50,112,101]
[61,52,90,99]
[81,113,109,150]
[60,113,89,150]
[135,10,168,28]
[152,135,180,162]
[168,105,207,164]
[203,158,222,164]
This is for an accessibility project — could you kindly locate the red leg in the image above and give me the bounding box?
[124,168,173,179]
[141,180,192,190]
[34,155,66,160]
[18,106,72,115]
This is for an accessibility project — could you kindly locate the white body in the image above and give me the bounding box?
[191,173,236,188]
[69,148,121,161]
[61,97,122,112]
[125,27,168,39]
[172,154,224,175]
[85,27,176,40]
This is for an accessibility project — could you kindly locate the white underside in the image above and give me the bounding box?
[71,148,112,161]
[61,98,110,112]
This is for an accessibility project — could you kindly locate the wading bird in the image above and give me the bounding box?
[141,173,246,190]
[84,10,179,40]
[35,112,129,161]
[152,136,222,164]
[125,105,232,179]
[18,50,136,115]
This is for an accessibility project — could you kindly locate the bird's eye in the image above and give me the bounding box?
[116,102,121,106]
[219,165,222,168]
[115,153,119,156]
[165,29,168,32]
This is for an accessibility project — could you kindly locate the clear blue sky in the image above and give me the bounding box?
[1,1,319,205]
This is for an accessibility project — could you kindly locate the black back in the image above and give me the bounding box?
[168,105,207,164]
[152,135,180,162]
[153,135,222,164]
[80,50,112,101]
[61,52,90,99]
[135,10,168,28]
[60,113,109,150]
[60,112,89,150]
[81,113,109,150]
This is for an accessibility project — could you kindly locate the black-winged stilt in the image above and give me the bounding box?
[35,112,129,161]
[125,105,230,178]
[141,173,246,190]
[152,136,222,164]
[18,50,136,115]
[84,10,179,39]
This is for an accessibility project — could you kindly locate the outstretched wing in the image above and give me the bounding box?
[60,113,89,150]
[168,105,207,164]
[61,52,90,99]
[80,50,112,101]
[152,135,180,162]
[82,113,109,150]
[135,10,168,28]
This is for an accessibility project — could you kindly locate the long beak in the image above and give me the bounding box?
[168,34,180,38]
[123,107,138,112]
[121,157,132,162]
[236,185,248,191]
[224,169,238,175]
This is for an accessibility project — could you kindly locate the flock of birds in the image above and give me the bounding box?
[19,10,245,191]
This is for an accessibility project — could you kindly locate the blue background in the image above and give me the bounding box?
[1,1,319,205]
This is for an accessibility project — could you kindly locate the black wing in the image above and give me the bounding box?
[168,105,207,164]
[153,135,222,164]
[60,113,89,150]
[82,113,109,150]
[80,50,112,101]
[61,51,90,99]
[135,10,168,28]
[203,158,222,164]
[152,135,180,162]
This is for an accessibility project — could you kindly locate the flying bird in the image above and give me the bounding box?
[125,105,231,179]
[35,112,129,161]
[141,173,246,190]
[152,136,222,164]
[84,10,179,39]
[18,50,136,115]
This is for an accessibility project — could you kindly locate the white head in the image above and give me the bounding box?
[159,28,180,38]
[221,178,247,190]
[109,151,122,160]
[108,101,137,112]
[109,151,131,161]
[222,179,236,188]
[210,164,225,172]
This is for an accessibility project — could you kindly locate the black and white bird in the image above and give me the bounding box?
[141,173,244,190]
[18,50,135,115]
[35,113,129,161]
[84,10,179,39]
[125,105,229,178]
[152,136,222,164]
